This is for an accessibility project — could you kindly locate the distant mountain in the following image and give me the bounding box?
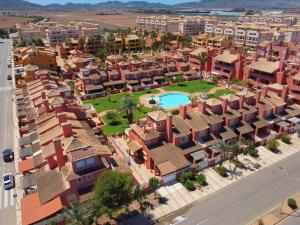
[0,0,40,10]
[174,0,300,10]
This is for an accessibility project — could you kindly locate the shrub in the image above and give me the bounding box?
[196,174,206,186]
[288,198,298,210]
[248,147,259,157]
[230,159,245,169]
[266,139,279,152]
[179,171,194,184]
[149,99,156,104]
[281,134,291,144]
[171,109,179,115]
[216,166,228,177]
[297,128,300,137]
[257,218,264,225]
[185,180,195,191]
[105,111,118,121]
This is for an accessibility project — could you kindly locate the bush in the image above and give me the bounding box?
[196,174,206,186]
[297,128,300,137]
[149,99,156,104]
[257,218,264,225]
[170,109,179,115]
[288,198,298,210]
[230,159,245,169]
[179,171,194,184]
[281,134,291,144]
[216,166,228,177]
[185,180,195,191]
[248,147,259,157]
[266,139,279,152]
[105,111,118,121]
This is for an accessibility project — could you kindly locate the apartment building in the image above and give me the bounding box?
[124,34,143,52]
[136,15,213,35]
[238,14,298,27]
[18,29,43,43]
[46,27,66,47]
[274,28,300,43]
[16,70,111,225]
[118,87,300,184]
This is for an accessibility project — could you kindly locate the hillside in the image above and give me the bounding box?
[174,0,300,10]
[0,0,40,9]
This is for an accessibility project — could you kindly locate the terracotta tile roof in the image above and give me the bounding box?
[128,140,142,153]
[172,116,191,136]
[46,89,60,98]
[36,167,70,204]
[185,111,209,130]
[36,117,60,134]
[157,161,177,176]
[18,158,35,173]
[214,52,238,64]
[248,58,279,74]
[236,90,256,98]
[69,147,98,161]
[149,143,190,174]
[220,94,239,102]
[21,192,63,225]
[39,126,64,146]
[49,96,65,106]
[206,98,222,107]
[35,111,56,124]
[147,111,167,121]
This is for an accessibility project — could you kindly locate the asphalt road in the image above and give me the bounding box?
[0,39,17,225]
[160,150,300,225]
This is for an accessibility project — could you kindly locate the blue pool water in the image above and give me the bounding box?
[148,93,190,108]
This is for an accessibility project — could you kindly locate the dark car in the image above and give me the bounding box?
[2,149,13,162]
[7,75,12,80]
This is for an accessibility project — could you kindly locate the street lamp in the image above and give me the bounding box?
[277,166,290,215]
[13,193,19,208]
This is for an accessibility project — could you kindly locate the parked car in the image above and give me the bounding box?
[169,216,187,225]
[7,75,12,80]
[3,173,14,190]
[2,149,14,162]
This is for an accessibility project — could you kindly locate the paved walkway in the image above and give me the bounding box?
[150,134,300,220]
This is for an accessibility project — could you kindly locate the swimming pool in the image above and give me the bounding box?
[148,93,190,108]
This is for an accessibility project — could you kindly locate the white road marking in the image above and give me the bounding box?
[197,217,210,225]
[0,186,2,210]
[10,190,14,206]
[4,189,8,209]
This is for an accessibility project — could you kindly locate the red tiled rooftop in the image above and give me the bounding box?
[18,158,35,173]
[21,192,63,225]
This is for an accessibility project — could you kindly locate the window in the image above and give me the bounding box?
[75,160,85,169]
[77,177,82,183]
[86,157,96,166]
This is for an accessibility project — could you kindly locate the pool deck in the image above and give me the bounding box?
[139,86,224,110]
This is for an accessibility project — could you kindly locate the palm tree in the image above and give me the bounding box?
[196,51,208,79]
[133,185,146,211]
[107,32,115,54]
[119,95,137,124]
[64,202,93,225]
[211,140,231,165]
[149,177,159,199]
[189,95,199,103]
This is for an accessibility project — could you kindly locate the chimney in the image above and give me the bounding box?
[262,86,268,98]
[62,122,72,137]
[256,90,261,105]
[166,114,173,143]
[222,99,229,114]
[279,60,285,72]
[239,95,245,109]
[198,100,207,114]
[179,105,187,119]
[44,99,50,112]
[53,104,63,114]
[281,85,289,101]
[53,138,65,170]
[41,91,46,100]
[57,112,67,124]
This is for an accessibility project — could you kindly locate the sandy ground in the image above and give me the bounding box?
[0,16,30,28]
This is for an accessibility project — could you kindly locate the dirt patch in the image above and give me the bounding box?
[0,16,30,28]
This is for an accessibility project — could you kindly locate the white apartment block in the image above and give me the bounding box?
[18,29,43,42]
[46,27,66,46]
[136,15,212,35]
[238,14,298,27]
[274,28,300,43]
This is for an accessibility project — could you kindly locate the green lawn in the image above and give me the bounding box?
[208,89,235,98]
[163,80,218,93]
[84,89,159,136]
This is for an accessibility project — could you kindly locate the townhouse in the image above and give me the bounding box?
[121,87,300,184]
[15,70,111,225]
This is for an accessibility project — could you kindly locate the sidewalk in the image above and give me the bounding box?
[150,134,300,220]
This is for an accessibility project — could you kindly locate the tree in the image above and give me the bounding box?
[32,38,44,47]
[94,170,132,218]
[228,140,242,161]
[149,177,159,199]
[211,140,231,165]
[189,95,199,103]
[107,32,115,54]
[288,198,298,209]
[64,202,93,225]
[95,49,108,63]
[281,134,291,144]
[119,95,137,124]
[105,111,118,122]
[133,185,146,210]
[196,51,208,79]
[180,34,192,48]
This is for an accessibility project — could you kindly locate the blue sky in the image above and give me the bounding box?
[27,0,197,5]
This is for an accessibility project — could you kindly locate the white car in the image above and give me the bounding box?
[169,216,187,225]
[3,173,14,190]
